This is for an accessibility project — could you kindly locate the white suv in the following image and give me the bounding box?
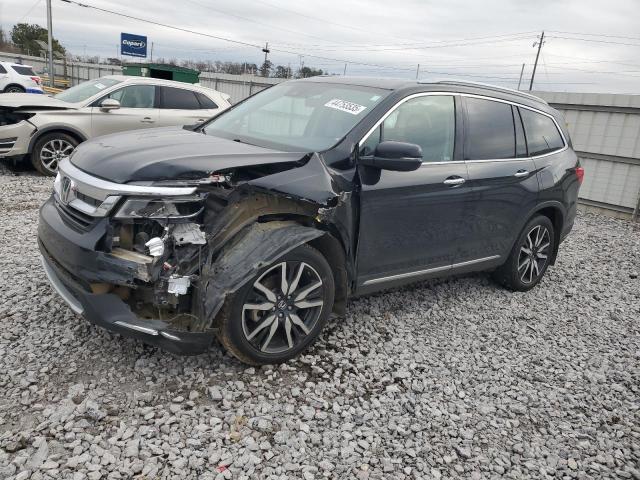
[0,75,231,175]
[0,62,43,94]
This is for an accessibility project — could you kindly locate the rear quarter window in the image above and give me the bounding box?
[0,64,7,74]
[520,108,565,156]
[11,65,36,76]
[196,92,218,109]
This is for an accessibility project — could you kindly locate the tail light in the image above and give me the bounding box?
[31,76,41,85]
[576,166,585,184]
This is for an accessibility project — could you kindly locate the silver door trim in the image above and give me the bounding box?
[361,255,501,286]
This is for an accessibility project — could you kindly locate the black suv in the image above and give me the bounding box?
[38,77,583,364]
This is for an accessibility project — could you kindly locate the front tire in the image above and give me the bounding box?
[217,244,335,365]
[31,132,79,176]
[492,215,555,291]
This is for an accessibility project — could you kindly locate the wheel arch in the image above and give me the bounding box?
[3,83,25,92]
[529,202,565,265]
[28,126,88,154]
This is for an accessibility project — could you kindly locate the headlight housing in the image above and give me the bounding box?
[114,195,205,220]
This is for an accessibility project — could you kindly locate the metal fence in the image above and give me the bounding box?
[534,91,640,220]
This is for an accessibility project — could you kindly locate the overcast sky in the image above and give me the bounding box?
[2,0,640,93]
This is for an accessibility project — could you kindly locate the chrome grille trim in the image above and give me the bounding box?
[56,158,197,218]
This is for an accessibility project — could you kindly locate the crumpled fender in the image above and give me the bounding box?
[196,221,324,329]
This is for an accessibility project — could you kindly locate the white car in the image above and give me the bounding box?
[0,75,231,175]
[0,62,43,94]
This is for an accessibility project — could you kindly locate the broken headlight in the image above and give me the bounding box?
[114,196,205,220]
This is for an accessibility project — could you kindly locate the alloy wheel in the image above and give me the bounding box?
[517,225,550,284]
[40,138,75,174]
[5,86,24,93]
[242,261,324,354]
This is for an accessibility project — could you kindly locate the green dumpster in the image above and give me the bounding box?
[121,63,200,84]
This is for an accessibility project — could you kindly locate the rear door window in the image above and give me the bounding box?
[520,108,565,156]
[11,65,36,76]
[464,97,516,160]
[160,87,201,110]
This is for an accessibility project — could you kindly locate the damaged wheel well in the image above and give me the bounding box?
[308,234,348,316]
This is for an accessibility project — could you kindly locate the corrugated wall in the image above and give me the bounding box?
[534,91,640,217]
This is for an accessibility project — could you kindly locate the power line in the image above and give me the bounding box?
[183,0,346,45]
[58,0,263,50]
[547,30,640,41]
[546,35,640,47]
[17,0,43,23]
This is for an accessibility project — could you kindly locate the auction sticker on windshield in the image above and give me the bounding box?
[324,98,367,115]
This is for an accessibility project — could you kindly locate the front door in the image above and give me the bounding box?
[91,84,159,137]
[460,96,539,261]
[356,94,474,288]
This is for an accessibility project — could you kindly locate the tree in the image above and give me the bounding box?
[10,23,65,56]
[259,59,273,77]
[274,65,291,78]
[297,66,323,78]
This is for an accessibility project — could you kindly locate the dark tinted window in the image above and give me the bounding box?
[464,97,515,160]
[0,64,7,74]
[161,87,201,109]
[11,65,36,76]
[520,108,565,156]
[196,92,218,109]
[361,95,456,162]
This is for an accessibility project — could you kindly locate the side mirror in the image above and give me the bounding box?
[100,98,121,111]
[359,141,423,172]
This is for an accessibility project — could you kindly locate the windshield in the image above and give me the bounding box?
[204,82,389,151]
[55,78,122,103]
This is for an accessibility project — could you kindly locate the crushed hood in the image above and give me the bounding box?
[70,127,309,184]
[0,93,76,111]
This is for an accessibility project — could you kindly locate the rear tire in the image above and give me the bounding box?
[492,215,555,292]
[3,85,25,93]
[31,132,79,176]
[216,244,335,365]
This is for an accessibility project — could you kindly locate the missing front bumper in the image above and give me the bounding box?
[39,250,215,355]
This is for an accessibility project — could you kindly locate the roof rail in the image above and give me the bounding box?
[425,80,548,105]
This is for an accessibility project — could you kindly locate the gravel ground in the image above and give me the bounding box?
[0,167,639,480]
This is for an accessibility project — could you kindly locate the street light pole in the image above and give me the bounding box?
[46,0,55,87]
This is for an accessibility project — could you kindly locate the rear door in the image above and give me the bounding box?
[462,96,539,262]
[356,94,474,288]
[90,84,158,137]
[157,86,219,126]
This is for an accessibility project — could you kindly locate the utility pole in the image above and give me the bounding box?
[46,0,55,87]
[150,42,154,62]
[343,63,347,75]
[529,31,544,91]
[517,63,525,90]
[416,64,420,80]
[262,42,270,76]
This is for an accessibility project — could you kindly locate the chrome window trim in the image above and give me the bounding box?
[361,254,501,286]
[358,91,567,164]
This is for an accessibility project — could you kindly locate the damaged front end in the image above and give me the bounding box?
[38,152,354,354]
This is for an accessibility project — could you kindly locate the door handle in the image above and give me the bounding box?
[141,117,155,123]
[443,176,466,186]
[514,170,529,178]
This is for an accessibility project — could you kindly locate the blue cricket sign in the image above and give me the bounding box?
[121,33,147,58]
